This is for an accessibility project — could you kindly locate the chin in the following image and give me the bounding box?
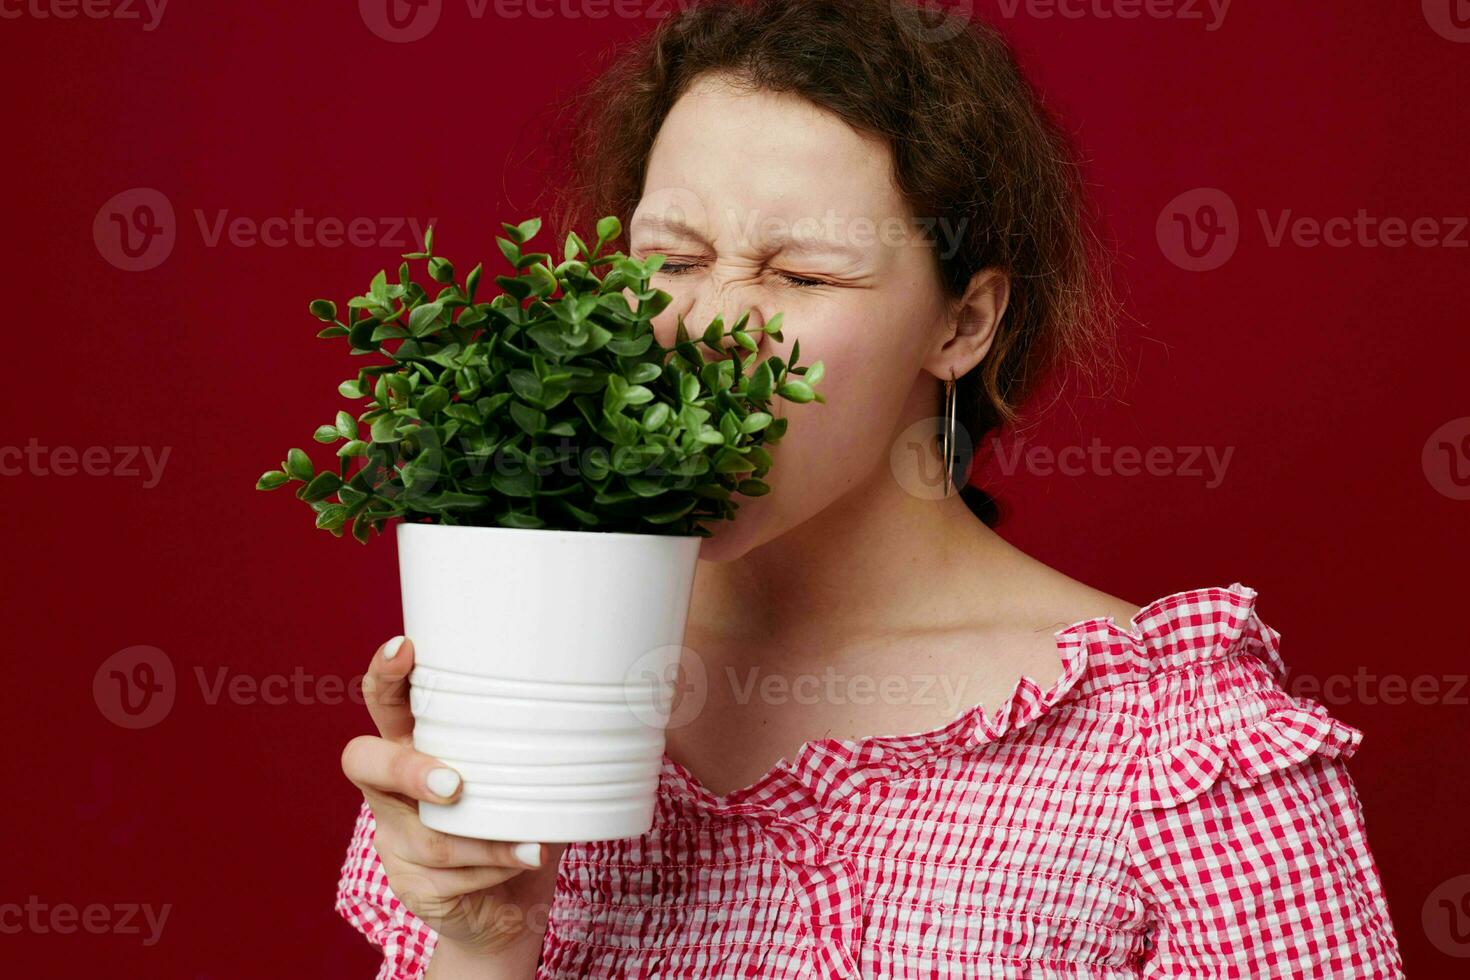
[694,495,778,563]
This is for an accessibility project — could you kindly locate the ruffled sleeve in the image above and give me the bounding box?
[1122,585,1404,978]
[334,800,439,980]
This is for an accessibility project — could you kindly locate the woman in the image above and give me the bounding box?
[336,1,1404,976]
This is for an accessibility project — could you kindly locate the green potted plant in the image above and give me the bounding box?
[256,216,824,842]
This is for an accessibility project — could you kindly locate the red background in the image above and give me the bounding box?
[3,1,1466,976]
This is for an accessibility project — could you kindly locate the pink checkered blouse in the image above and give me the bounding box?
[336,583,1404,978]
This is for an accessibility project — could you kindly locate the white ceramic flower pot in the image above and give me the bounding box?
[396,522,702,843]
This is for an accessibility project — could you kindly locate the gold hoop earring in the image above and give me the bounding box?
[942,368,957,498]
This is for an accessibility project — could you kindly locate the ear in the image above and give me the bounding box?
[922,267,1010,381]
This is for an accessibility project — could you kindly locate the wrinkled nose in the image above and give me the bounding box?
[680,288,767,358]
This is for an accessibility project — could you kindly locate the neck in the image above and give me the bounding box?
[688,450,1013,658]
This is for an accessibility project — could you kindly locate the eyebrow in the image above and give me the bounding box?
[631,212,872,263]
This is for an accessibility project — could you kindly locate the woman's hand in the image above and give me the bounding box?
[341,636,566,973]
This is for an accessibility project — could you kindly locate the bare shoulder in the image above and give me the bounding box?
[1030,573,1143,633]
[985,548,1143,636]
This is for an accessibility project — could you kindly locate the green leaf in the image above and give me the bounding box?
[335,411,358,439]
[528,264,558,297]
[313,424,340,444]
[595,215,621,243]
[309,299,337,321]
[626,362,661,385]
[302,471,343,502]
[516,217,543,242]
[642,403,671,431]
[737,478,771,496]
[315,504,348,531]
[702,316,725,352]
[509,400,545,436]
[642,497,696,524]
[714,450,756,474]
[417,386,451,417]
[777,379,816,403]
[285,448,314,481]
[491,467,535,497]
[370,416,400,443]
[408,302,447,337]
[256,470,289,490]
[742,412,773,433]
[747,360,774,402]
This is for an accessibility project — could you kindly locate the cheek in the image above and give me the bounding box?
[694,314,925,560]
[766,316,922,490]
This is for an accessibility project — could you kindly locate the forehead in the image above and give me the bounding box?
[639,74,908,243]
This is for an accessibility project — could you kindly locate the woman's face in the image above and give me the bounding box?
[628,74,963,562]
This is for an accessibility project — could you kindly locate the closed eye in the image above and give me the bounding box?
[771,270,828,288]
[651,260,831,287]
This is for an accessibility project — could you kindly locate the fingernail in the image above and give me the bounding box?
[426,768,461,799]
[513,842,542,868]
[383,636,406,660]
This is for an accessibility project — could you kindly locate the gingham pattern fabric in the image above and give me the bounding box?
[335,583,1405,978]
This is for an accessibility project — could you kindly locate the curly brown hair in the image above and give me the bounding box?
[549,0,1116,524]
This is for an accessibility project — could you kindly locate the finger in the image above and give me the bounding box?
[387,865,527,918]
[397,828,547,872]
[363,635,415,743]
[341,734,463,805]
